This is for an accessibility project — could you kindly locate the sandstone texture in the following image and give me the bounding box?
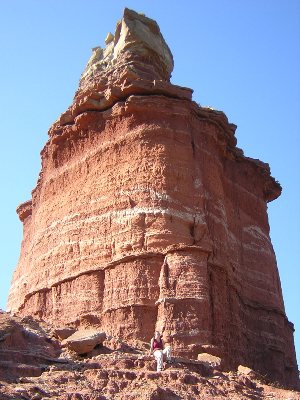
[61,329,106,354]
[197,353,222,369]
[0,313,60,383]
[7,8,299,390]
[1,313,300,400]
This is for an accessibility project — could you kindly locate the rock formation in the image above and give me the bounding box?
[7,8,298,389]
[0,313,60,383]
[1,312,300,400]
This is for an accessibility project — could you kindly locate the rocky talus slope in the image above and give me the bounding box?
[7,8,299,389]
[0,312,299,399]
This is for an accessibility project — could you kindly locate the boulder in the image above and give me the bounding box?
[237,365,265,382]
[53,327,76,340]
[197,353,222,369]
[62,330,106,354]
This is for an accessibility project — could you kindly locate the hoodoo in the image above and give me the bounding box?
[8,8,298,388]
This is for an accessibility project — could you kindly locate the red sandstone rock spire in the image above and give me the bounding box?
[7,8,298,388]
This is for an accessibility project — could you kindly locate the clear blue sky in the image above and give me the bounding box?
[0,1,299,366]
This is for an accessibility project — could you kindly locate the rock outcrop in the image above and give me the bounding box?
[7,8,298,389]
[1,313,300,399]
[0,313,60,383]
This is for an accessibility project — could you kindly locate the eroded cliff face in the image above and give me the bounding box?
[7,8,298,388]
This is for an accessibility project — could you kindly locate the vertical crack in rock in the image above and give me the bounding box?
[7,7,298,389]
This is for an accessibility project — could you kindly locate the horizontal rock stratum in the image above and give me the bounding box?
[1,313,299,400]
[7,8,299,389]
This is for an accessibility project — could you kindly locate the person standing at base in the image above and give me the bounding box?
[149,331,172,372]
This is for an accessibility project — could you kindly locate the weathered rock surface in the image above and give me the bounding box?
[62,329,106,354]
[237,365,266,382]
[7,7,299,389]
[0,313,60,382]
[2,364,300,400]
[54,327,76,340]
[0,313,299,400]
[197,353,222,369]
